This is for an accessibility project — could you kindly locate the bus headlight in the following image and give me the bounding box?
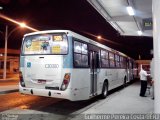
[19,71,25,87]
[61,73,71,91]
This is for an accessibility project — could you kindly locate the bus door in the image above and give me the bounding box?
[89,51,100,96]
[126,59,130,82]
[130,61,134,80]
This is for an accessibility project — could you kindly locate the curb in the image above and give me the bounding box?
[0,79,19,81]
[0,89,19,94]
[0,78,19,81]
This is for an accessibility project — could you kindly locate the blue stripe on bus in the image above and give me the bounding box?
[20,56,25,67]
[63,36,73,68]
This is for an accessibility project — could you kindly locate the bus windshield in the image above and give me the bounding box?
[22,33,68,55]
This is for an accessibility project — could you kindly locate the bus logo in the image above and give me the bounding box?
[45,64,59,68]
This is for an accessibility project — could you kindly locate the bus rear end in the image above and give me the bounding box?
[19,31,75,100]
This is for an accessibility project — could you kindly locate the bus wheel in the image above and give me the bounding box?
[101,82,108,99]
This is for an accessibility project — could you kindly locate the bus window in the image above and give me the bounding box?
[122,57,127,68]
[74,41,81,53]
[101,50,109,68]
[82,43,88,54]
[115,54,120,68]
[73,40,88,67]
[82,55,88,66]
[120,56,126,68]
[74,53,81,66]
[109,52,115,67]
[22,34,68,55]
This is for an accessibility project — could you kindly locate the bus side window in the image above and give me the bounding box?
[73,39,89,68]
[74,60,80,66]
[82,55,88,66]
[74,53,81,66]
[109,52,115,68]
[101,50,109,68]
[115,54,120,68]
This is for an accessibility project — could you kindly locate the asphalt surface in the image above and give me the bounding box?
[0,81,154,120]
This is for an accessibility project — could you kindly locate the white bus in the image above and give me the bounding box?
[19,30,136,101]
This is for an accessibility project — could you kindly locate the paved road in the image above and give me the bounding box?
[0,92,102,120]
[0,82,154,120]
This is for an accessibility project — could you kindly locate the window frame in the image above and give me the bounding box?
[120,56,127,69]
[21,32,69,56]
[115,54,120,68]
[73,38,89,68]
[109,52,115,68]
[100,49,110,68]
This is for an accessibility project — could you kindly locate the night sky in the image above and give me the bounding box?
[0,0,153,60]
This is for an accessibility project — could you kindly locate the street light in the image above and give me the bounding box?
[3,24,26,79]
[0,13,38,79]
[19,22,26,28]
[97,35,102,40]
[0,6,3,10]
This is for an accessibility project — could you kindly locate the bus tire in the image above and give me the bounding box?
[101,82,108,99]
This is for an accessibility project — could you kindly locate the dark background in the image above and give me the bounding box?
[0,0,153,60]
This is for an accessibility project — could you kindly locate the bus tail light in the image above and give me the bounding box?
[61,73,71,91]
[19,71,25,87]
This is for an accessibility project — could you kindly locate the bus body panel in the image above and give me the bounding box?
[23,55,63,89]
[19,68,126,101]
[99,69,126,90]
[19,68,91,101]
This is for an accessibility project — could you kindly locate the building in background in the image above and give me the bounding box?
[0,49,19,79]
